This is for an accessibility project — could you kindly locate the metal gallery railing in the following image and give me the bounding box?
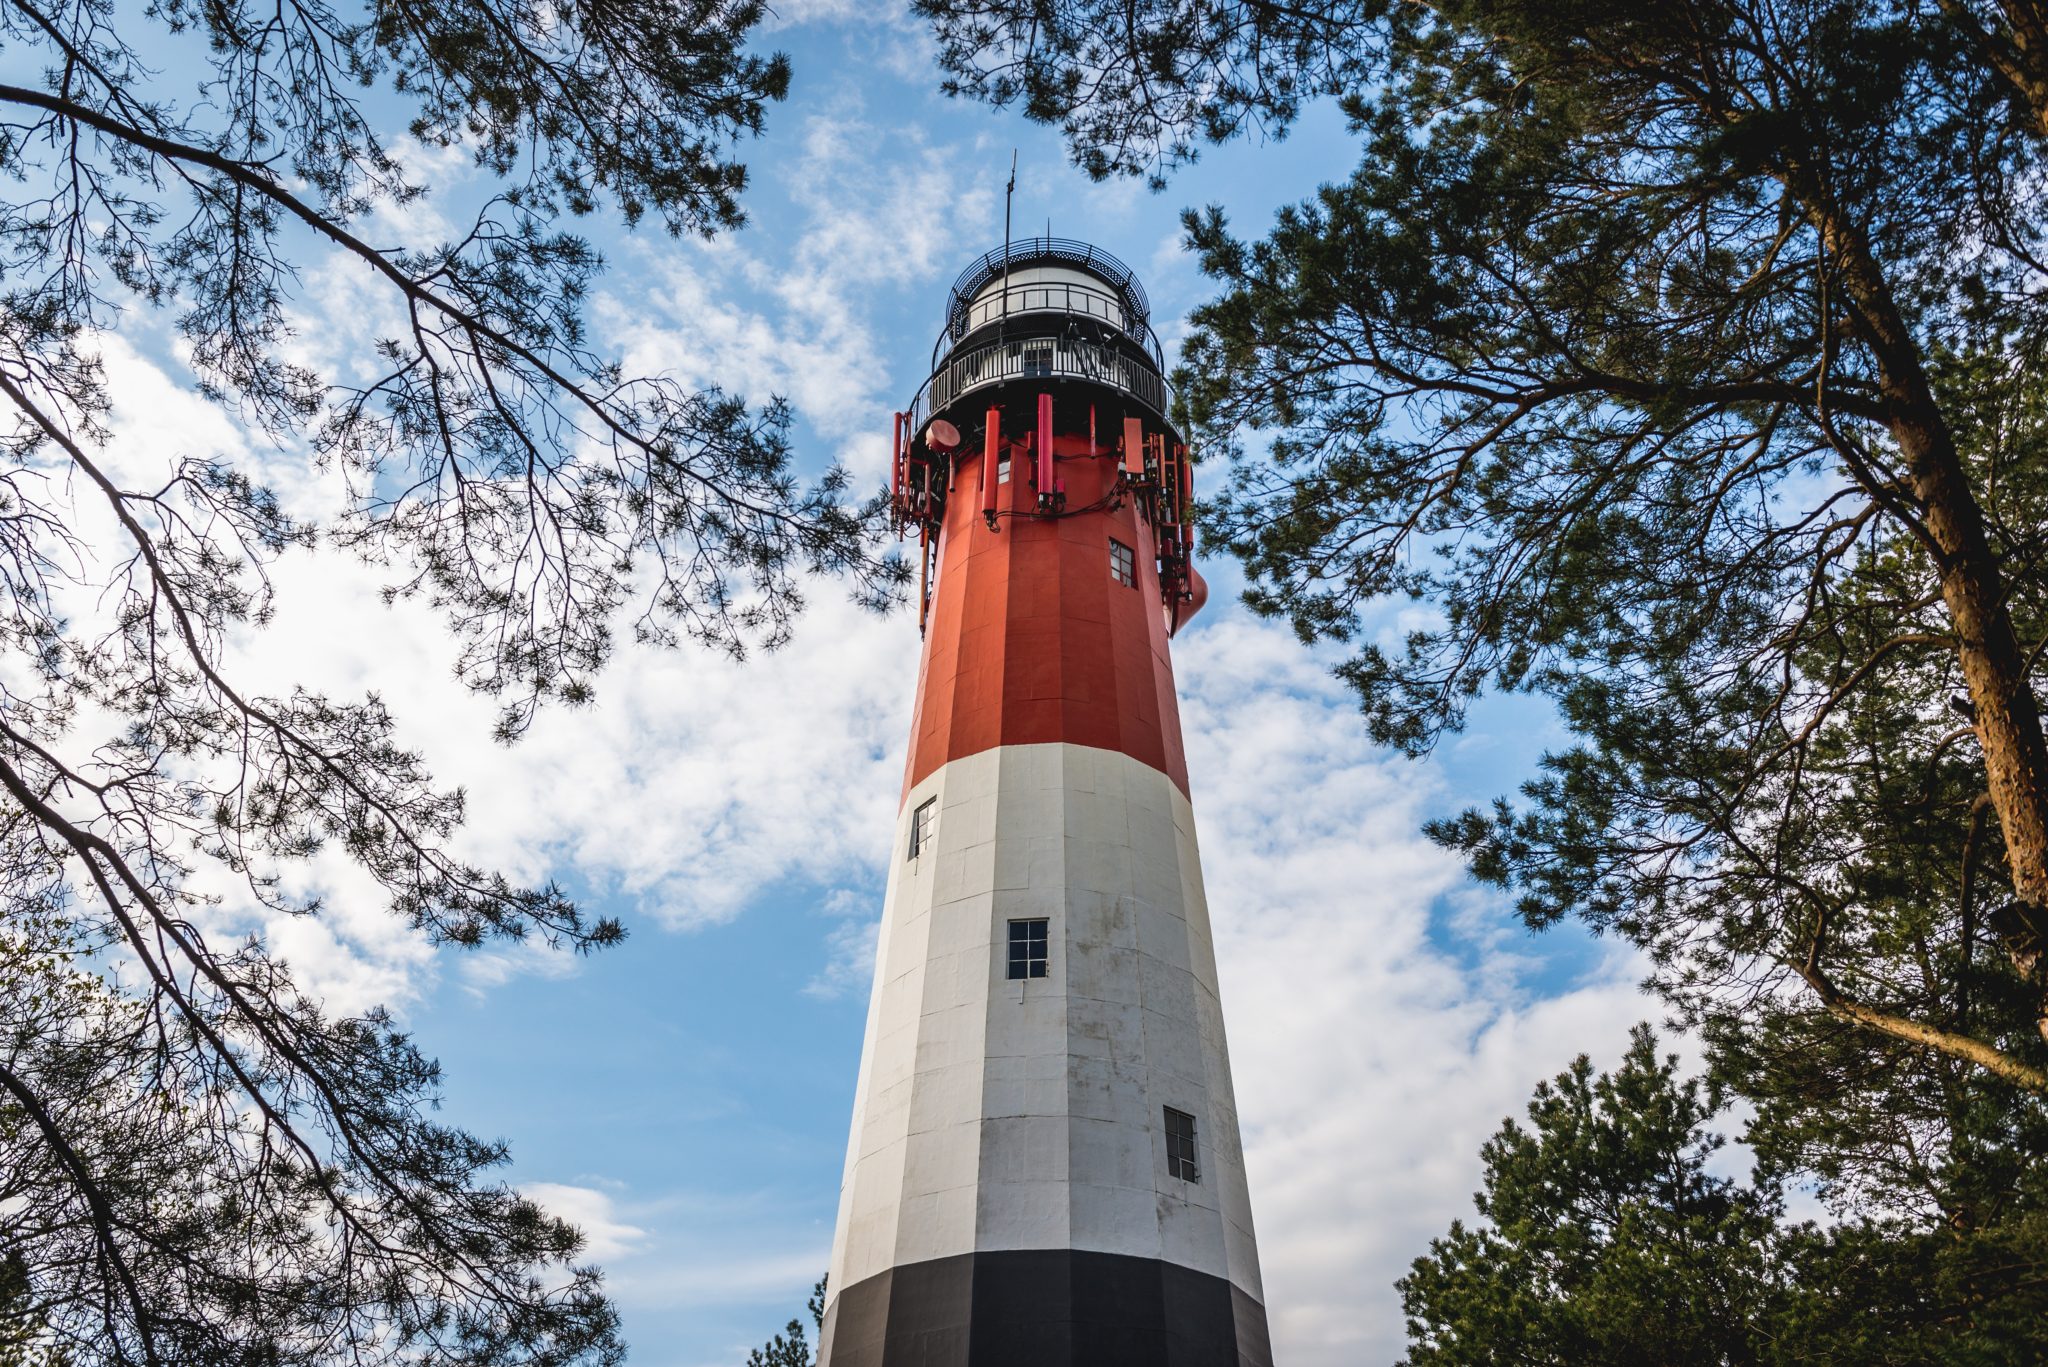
[932,278,1166,371]
[908,334,1169,437]
[944,237,1152,339]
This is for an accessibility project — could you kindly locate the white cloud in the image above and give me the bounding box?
[455,936,585,996]
[618,1243,826,1312]
[521,1182,649,1262]
[589,1184,829,1313]
[1175,615,1656,1365]
[601,96,999,481]
[220,547,911,935]
[760,3,939,83]
[803,908,881,1000]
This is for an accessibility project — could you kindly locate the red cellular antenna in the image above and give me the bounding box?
[1035,392,1054,511]
[889,411,904,537]
[981,406,1001,529]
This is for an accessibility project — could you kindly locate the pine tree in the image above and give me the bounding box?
[917,0,2048,1325]
[1400,1028,1785,1366]
[744,1278,824,1367]
[1403,1028,2048,1365]
[919,0,2048,1096]
[0,2,901,1362]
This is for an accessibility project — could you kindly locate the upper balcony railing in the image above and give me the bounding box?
[931,277,1167,372]
[946,238,1151,334]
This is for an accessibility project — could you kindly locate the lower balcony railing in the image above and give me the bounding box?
[910,335,1168,437]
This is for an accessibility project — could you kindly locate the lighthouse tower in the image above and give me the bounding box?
[819,240,1269,1367]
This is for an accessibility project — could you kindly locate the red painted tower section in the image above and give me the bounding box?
[902,405,1190,803]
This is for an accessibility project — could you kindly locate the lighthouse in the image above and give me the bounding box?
[819,240,1270,1367]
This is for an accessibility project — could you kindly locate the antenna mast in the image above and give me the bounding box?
[1000,150,1017,341]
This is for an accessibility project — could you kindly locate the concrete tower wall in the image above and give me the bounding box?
[825,741,1262,1295]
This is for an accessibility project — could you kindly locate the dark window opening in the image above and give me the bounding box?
[1006,918,1049,980]
[908,797,937,859]
[1165,1107,1199,1183]
[1018,339,1055,378]
[1110,538,1136,587]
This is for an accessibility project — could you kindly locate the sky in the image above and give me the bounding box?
[65,5,1673,1364]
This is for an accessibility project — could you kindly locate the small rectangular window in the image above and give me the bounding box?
[998,455,1011,484]
[1109,538,1136,588]
[1018,339,1055,378]
[1164,1107,1199,1183]
[1006,918,1049,980]
[908,797,937,859]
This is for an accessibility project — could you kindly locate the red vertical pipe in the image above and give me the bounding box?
[982,406,1001,522]
[1036,392,1054,503]
[890,412,904,531]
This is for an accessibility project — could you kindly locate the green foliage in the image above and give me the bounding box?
[1178,0,2048,1126]
[926,0,2048,1117]
[922,0,2048,1357]
[0,1,902,1363]
[743,1277,823,1367]
[745,1319,811,1367]
[1401,1028,1784,1366]
[1402,1028,2048,1366]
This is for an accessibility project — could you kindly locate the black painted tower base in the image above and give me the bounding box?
[818,1249,1272,1367]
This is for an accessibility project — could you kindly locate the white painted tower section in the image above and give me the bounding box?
[827,741,1262,1302]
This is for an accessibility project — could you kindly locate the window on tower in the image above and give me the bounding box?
[1006,918,1049,979]
[908,797,937,859]
[1017,338,1055,378]
[1164,1107,1200,1183]
[1109,538,1136,587]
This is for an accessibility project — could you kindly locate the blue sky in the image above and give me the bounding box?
[63,5,1664,1364]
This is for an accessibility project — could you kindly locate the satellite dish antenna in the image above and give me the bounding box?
[925,418,962,452]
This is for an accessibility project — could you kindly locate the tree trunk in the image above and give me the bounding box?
[1994,0,2048,133]
[1826,221,2048,1046]
[1940,0,2048,136]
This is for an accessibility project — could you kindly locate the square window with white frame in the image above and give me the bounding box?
[1109,537,1136,587]
[1164,1106,1199,1182]
[908,797,937,859]
[1006,918,1049,980]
